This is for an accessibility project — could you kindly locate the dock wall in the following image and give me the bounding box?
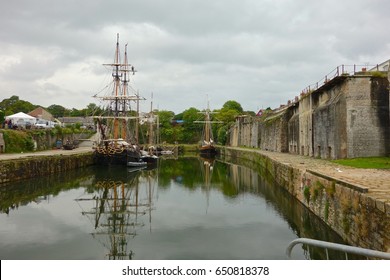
[0,153,94,184]
[220,146,390,253]
[229,74,390,159]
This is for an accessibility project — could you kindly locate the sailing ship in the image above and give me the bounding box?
[139,95,159,165]
[93,34,144,166]
[195,101,221,157]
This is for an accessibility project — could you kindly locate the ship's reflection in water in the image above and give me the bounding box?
[76,166,157,260]
[0,157,349,260]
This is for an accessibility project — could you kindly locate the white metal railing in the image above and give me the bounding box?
[286,238,390,260]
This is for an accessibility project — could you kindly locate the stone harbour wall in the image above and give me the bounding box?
[220,146,390,253]
[229,74,390,160]
[0,153,94,184]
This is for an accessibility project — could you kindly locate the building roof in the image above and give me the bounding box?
[28,107,54,121]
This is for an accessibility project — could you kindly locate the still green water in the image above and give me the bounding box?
[0,157,346,260]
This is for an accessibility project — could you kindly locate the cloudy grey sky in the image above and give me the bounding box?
[1,0,389,114]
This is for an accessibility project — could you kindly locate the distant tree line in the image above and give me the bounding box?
[0,95,255,145]
[0,95,103,118]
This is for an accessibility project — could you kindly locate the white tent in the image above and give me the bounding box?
[6,112,36,124]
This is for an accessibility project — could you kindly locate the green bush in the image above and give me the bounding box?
[1,129,35,153]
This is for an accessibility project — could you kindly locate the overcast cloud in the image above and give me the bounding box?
[1,0,389,114]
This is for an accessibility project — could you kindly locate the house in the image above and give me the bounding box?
[28,107,54,121]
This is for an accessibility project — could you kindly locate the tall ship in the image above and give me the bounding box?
[139,96,159,165]
[195,101,221,157]
[93,34,144,166]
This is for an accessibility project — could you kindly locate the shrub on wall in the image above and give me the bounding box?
[1,129,35,153]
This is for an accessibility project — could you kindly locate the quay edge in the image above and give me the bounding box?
[0,152,94,184]
[219,146,390,253]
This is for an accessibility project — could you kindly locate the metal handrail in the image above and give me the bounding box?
[286,238,390,260]
[300,64,380,95]
[280,64,382,108]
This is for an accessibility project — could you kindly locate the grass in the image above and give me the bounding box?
[333,157,390,169]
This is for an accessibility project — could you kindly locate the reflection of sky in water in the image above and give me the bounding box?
[0,189,106,259]
[133,183,296,260]
[0,161,318,260]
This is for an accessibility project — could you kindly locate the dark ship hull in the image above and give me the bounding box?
[199,145,218,157]
[141,154,159,165]
[93,146,141,166]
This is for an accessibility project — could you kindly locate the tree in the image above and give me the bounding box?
[157,110,175,128]
[69,108,81,117]
[214,106,241,145]
[222,100,243,113]
[0,110,4,124]
[244,110,256,116]
[156,110,175,143]
[217,126,228,145]
[215,108,238,124]
[0,95,36,115]
[182,107,201,143]
[0,95,20,111]
[85,103,102,116]
[47,104,68,118]
[173,112,184,120]
[182,107,200,127]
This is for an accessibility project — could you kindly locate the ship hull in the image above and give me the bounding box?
[93,147,141,166]
[141,154,159,165]
[199,145,218,157]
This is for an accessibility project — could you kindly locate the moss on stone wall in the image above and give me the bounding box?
[220,146,390,253]
[0,153,94,184]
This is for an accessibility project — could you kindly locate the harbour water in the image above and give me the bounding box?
[0,156,348,260]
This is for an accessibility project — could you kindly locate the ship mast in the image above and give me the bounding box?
[92,33,150,165]
[204,100,211,143]
[121,43,129,141]
[194,99,223,145]
[113,33,121,140]
[136,90,140,144]
[99,33,139,143]
[149,92,154,146]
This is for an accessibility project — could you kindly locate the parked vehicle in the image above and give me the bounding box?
[35,119,55,129]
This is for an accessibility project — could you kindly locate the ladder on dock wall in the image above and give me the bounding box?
[286,238,390,260]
